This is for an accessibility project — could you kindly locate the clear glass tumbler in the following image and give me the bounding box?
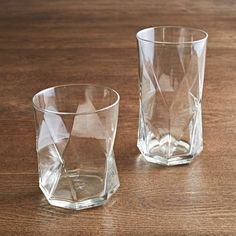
[32,84,120,210]
[136,26,208,166]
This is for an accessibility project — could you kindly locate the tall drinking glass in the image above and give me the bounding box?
[136,26,208,166]
[33,84,120,210]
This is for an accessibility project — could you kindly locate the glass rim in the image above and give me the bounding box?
[136,26,208,45]
[32,83,120,115]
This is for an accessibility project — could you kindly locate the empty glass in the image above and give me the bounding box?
[136,26,208,166]
[33,84,120,210]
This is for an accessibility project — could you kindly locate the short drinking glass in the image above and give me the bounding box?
[136,26,208,166]
[33,84,120,210]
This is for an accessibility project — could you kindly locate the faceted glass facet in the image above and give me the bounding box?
[33,84,120,210]
[137,26,208,166]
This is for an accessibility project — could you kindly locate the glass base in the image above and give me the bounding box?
[39,155,120,210]
[40,181,119,210]
[137,135,203,166]
[40,172,119,210]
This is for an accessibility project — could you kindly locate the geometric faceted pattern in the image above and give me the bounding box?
[34,89,119,210]
[137,30,207,166]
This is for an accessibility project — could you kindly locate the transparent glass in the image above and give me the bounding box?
[32,84,120,210]
[136,26,208,166]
